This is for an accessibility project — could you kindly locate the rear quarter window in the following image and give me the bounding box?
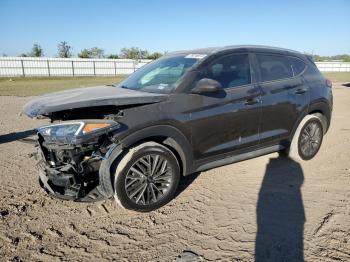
[289,57,306,76]
[256,54,293,82]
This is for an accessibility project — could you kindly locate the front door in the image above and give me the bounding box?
[188,53,261,162]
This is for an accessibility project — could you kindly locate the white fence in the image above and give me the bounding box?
[0,57,152,77]
[315,62,350,72]
[0,57,349,77]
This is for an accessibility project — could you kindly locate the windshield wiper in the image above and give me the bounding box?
[106,84,129,88]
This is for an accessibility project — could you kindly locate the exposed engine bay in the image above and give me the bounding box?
[36,117,121,202]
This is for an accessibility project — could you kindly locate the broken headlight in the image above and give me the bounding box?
[37,120,120,144]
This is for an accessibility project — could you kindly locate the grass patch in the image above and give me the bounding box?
[0,76,126,96]
[322,72,350,83]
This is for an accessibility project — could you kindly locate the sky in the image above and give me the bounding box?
[0,0,349,57]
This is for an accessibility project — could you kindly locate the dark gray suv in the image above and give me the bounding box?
[24,45,333,212]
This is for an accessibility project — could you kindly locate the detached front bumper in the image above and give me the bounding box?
[34,119,125,202]
[37,147,107,203]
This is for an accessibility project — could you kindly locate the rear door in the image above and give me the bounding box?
[188,53,262,162]
[253,53,309,147]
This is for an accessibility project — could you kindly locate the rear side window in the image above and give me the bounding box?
[256,54,293,82]
[289,57,306,76]
[207,54,251,89]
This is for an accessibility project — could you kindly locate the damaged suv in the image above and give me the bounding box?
[24,45,333,212]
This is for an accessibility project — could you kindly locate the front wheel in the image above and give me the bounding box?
[285,114,324,161]
[113,142,180,212]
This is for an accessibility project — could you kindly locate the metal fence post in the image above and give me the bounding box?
[133,60,136,72]
[93,61,96,76]
[21,59,25,77]
[47,60,50,77]
[71,61,75,76]
[114,61,117,76]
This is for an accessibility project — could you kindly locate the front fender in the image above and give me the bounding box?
[120,125,194,175]
[97,144,123,198]
[97,125,194,198]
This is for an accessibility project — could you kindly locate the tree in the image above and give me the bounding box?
[120,47,149,59]
[29,43,43,57]
[146,52,163,59]
[107,54,119,59]
[78,48,90,58]
[89,47,104,58]
[78,47,104,58]
[308,53,350,62]
[333,54,350,62]
[57,41,72,58]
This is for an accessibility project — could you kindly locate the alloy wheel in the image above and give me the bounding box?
[125,154,174,205]
[299,120,322,158]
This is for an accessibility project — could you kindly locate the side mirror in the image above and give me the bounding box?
[191,78,223,95]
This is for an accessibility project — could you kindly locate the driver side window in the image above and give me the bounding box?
[204,54,251,89]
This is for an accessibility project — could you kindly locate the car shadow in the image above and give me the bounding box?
[0,129,36,144]
[255,155,305,261]
[174,172,201,199]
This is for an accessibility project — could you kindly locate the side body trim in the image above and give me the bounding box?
[196,145,283,172]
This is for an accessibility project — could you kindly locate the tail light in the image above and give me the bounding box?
[325,79,332,88]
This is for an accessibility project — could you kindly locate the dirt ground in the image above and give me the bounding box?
[0,83,349,261]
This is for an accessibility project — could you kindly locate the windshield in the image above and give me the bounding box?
[118,55,202,93]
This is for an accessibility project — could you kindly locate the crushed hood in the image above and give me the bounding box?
[23,85,168,118]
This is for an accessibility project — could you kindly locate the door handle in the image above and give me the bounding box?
[245,98,259,106]
[295,88,307,95]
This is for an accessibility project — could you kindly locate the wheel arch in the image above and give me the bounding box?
[120,125,194,176]
[288,100,331,145]
[307,100,331,133]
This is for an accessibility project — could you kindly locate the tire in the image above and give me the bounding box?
[113,141,180,212]
[285,114,324,161]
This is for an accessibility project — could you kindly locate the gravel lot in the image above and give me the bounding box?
[0,83,349,261]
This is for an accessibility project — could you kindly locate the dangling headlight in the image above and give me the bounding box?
[39,122,83,137]
[37,120,120,144]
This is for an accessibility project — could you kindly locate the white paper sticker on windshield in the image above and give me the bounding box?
[185,54,207,59]
[158,83,168,89]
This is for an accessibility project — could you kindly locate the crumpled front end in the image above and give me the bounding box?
[35,120,121,202]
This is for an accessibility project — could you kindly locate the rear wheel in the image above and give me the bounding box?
[113,142,180,212]
[285,114,324,161]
